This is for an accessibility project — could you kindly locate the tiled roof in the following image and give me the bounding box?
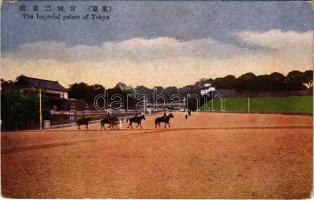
[14,75,67,92]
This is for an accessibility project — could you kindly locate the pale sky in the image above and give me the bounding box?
[1,1,313,88]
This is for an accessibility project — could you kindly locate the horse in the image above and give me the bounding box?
[76,117,92,130]
[101,116,120,130]
[155,113,174,128]
[127,115,146,129]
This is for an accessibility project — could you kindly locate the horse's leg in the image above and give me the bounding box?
[168,123,170,127]
[113,123,117,130]
[78,125,80,130]
[131,122,133,129]
[128,122,133,129]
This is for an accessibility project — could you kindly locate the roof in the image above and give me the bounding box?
[14,75,67,92]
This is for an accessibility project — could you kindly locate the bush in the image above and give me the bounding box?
[1,90,49,130]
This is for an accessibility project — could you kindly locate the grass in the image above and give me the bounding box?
[200,96,313,114]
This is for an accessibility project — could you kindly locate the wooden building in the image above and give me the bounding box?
[14,75,68,99]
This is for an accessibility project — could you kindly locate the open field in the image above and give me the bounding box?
[1,112,313,198]
[201,95,313,113]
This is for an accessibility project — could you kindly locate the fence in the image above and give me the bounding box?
[47,109,162,129]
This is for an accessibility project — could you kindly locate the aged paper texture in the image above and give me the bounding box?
[1,0,313,198]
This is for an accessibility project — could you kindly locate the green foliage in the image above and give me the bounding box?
[68,82,138,109]
[207,70,313,91]
[201,96,313,114]
[1,90,49,130]
[68,82,105,103]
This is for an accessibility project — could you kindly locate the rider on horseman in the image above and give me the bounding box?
[163,110,167,120]
[107,111,114,121]
[134,110,138,120]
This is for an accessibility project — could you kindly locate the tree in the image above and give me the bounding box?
[68,82,101,103]
[213,75,236,89]
[1,79,15,91]
[303,70,313,89]
[1,91,49,130]
[255,72,286,91]
[286,70,306,90]
[235,72,258,90]
[269,72,286,90]
[162,86,178,95]
[195,78,212,88]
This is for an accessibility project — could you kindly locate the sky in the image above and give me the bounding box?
[1,1,313,88]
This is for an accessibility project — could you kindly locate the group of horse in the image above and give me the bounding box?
[76,113,174,130]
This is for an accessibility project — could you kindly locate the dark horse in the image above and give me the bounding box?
[101,116,120,130]
[76,117,92,130]
[127,115,145,129]
[155,113,174,128]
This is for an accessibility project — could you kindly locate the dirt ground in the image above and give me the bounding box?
[1,112,313,198]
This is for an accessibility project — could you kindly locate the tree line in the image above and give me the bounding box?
[1,70,312,130]
[66,70,312,111]
[68,70,313,103]
[204,70,313,91]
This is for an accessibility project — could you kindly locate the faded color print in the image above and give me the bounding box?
[1,1,313,199]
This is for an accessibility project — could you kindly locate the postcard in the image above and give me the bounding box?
[1,0,313,198]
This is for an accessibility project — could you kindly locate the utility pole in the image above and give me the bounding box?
[39,89,43,130]
[182,97,187,111]
[211,90,215,111]
[143,95,147,115]
[104,87,107,111]
[248,97,250,113]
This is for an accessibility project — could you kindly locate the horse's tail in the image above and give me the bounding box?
[155,118,159,128]
[126,118,129,123]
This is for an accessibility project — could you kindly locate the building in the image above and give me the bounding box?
[14,75,68,99]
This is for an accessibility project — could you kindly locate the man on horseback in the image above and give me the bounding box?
[134,110,138,121]
[106,111,114,129]
[163,111,167,121]
[127,112,145,129]
[101,112,120,130]
[155,112,174,128]
[77,117,91,130]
